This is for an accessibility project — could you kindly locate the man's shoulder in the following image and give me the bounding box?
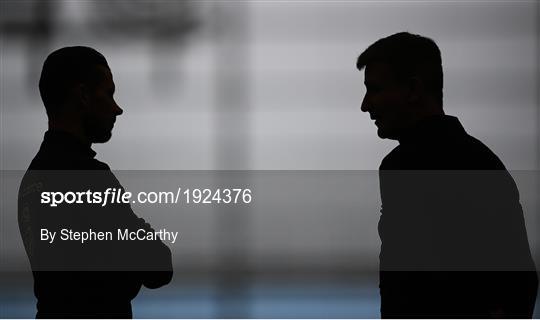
[453,133,506,170]
[379,134,506,170]
[440,116,506,169]
[28,149,110,171]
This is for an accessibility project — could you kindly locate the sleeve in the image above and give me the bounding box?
[99,170,173,289]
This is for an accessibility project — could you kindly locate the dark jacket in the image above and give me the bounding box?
[18,130,173,318]
[378,115,537,318]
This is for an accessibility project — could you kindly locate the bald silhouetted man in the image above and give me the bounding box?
[357,32,537,318]
[18,46,172,318]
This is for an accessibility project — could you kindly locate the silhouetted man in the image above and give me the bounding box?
[18,46,173,318]
[357,32,537,318]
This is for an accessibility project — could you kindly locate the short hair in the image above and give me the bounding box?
[39,46,109,115]
[356,32,443,106]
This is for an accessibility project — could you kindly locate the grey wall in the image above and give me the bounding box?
[1,0,538,272]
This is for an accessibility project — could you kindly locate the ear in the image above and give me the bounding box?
[77,84,90,108]
[407,77,424,104]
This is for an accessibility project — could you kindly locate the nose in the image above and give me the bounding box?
[360,94,370,113]
[115,103,123,116]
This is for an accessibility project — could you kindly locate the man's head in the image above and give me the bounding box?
[39,46,123,143]
[357,32,443,140]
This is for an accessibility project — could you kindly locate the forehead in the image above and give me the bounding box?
[95,65,114,86]
[364,62,397,84]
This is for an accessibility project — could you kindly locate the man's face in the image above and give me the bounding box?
[82,66,123,143]
[361,62,411,140]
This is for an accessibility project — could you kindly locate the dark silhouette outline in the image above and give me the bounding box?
[18,46,173,318]
[357,32,538,318]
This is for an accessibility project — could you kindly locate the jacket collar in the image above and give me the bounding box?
[42,130,97,159]
[398,115,466,145]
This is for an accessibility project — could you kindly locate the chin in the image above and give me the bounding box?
[377,127,398,140]
[91,132,112,144]
[377,127,389,139]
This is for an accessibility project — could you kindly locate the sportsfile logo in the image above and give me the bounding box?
[41,188,132,207]
[40,187,253,207]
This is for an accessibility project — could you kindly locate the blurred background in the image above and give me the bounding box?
[1,0,539,318]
